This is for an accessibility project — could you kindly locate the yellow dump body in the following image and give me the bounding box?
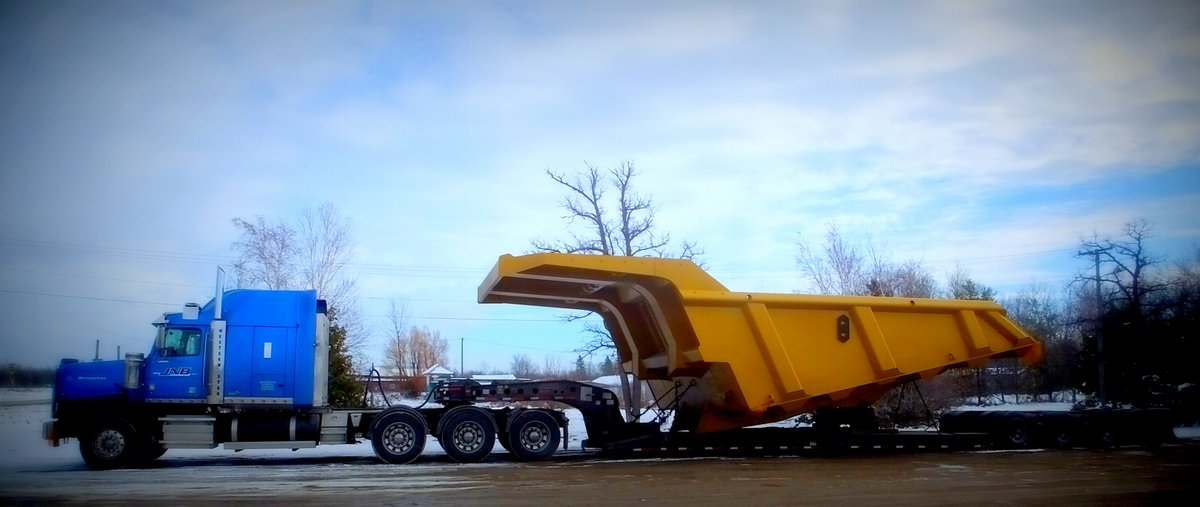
[479,253,1043,433]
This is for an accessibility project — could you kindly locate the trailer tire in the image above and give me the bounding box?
[438,406,496,463]
[79,419,142,470]
[1003,417,1032,448]
[496,409,523,455]
[497,432,514,454]
[507,410,560,462]
[1096,427,1119,448]
[371,408,427,464]
[1052,426,1074,449]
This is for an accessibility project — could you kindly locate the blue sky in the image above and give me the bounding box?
[1,0,1198,371]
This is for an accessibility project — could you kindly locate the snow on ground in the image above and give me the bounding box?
[948,402,1074,412]
[0,387,53,405]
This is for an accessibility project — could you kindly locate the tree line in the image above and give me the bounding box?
[797,219,1199,425]
[1,364,55,387]
[506,353,622,381]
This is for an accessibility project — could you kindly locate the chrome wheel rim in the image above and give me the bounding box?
[383,422,416,455]
[93,428,126,460]
[519,421,551,452]
[452,421,485,453]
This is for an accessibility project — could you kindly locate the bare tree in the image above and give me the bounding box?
[532,162,700,260]
[797,224,936,298]
[530,161,700,420]
[866,259,937,298]
[946,265,997,301]
[386,327,448,378]
[510,353,537,379]
[231,216,297,290]
[797,223,864,295]
[408,326,449,377]
[383,300,411,376]
[297,204,357,311]
[542,355,568,379]
[1001,284,1077,401]
[1077,219,1167,315]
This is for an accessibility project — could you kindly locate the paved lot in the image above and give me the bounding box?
[2,447,1196,505]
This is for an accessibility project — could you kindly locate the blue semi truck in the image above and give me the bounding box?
[42,287,611,469]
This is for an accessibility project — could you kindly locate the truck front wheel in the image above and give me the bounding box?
[80,420,142,470]
[137,432,168,464]
[371,408,427,464]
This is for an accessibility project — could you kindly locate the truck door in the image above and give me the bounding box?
[146,327,207,402]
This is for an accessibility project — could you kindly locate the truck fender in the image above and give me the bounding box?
[502,408,527,432]
[436,405,498,436]
[371,406,427,434]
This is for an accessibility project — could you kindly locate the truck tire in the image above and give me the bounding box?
[80,420,142,470]
[137,432,168,465]
[438,406,496,463]
[497,433,514,454]
[496,409,524,454]
[507,410,560,461]
[371,408,427,464]
[1003,417,1032,448]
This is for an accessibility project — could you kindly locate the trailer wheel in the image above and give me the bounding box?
[80,419,142,470]
[1096,427,1119,448]
[1003,417,1032,448]
[507,410,560,462]
[371,408,427,464]
[1052,426,1074,449]
[439,407,496,463]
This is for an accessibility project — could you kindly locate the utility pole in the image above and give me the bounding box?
[1079,247,1110,407]
[460,337,464,376]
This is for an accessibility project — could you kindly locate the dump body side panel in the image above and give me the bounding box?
[480,253,1043,433]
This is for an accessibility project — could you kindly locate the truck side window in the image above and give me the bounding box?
[159,328,202,357]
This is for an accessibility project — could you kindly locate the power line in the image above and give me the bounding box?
[0,289,180,307]
[0,267,212,289]
[0,237,488,275]
[0,288,572,322]
[462,337,574,354]
[361,313,564,322]
[2,236,1080,277]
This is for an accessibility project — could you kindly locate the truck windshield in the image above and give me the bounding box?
[157,328,201,357]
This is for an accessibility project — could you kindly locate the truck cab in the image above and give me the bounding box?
[45,289,339,469]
